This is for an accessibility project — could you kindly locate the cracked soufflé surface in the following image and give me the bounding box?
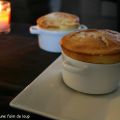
[60,29,120,64]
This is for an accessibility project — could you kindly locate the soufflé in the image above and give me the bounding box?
[37,12,80,31]
[60,29,120,64]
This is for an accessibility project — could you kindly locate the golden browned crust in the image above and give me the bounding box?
[37,12,80,30]
[60,29,120,64]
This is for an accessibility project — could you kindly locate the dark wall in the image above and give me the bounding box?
[117,0,120,31]
[11,0,50,24]
[61,0,119,31]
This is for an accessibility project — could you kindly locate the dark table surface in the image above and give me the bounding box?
[0,23,60,120]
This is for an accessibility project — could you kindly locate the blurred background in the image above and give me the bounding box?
[10,0,120,31]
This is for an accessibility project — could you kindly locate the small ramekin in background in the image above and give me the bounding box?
[29,25,87,53]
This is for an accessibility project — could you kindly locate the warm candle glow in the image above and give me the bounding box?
[0,1,10,33]
[0,2,2,12]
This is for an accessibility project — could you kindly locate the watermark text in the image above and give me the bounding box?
[0,114,30,119]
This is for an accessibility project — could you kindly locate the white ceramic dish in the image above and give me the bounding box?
[29,25,88,53]
[10,56,120,120]
[62,52,120,94]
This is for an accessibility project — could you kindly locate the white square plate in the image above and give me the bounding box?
[10,56,120,120]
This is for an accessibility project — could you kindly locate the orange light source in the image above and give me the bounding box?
[0,1,10,33]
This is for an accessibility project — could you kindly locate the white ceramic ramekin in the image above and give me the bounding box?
[62,52,120,94]
[29,25,87,53]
